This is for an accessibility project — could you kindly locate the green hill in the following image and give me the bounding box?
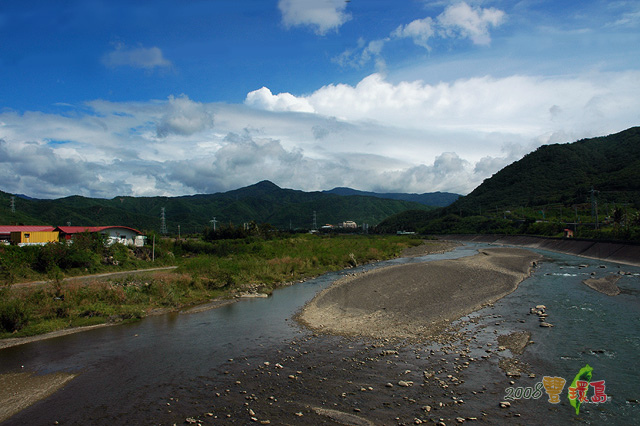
[377,127,640,239]
[0,181,433,233]
[455,126,640,212]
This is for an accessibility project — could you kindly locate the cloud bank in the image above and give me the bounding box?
[1,69,638,200]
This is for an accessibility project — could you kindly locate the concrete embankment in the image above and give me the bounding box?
[440,234,640,266]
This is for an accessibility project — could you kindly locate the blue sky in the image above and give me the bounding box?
[1,0,639,198]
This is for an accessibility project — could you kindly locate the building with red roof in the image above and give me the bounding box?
[55,226,144,246]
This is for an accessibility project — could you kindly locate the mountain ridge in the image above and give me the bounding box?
[377,126,640,237]
[0,181,436,232]
[324,187,459,207]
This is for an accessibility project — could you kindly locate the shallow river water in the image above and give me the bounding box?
[0,243,638,424]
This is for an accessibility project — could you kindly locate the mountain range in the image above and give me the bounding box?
[324,187,459,207]
[0,181,457,233]
[3,126,638,236]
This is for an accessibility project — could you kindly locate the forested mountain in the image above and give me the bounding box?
[0,181,433,233]
[453,126,640,213]
[377,127,640,239]
[324,187,459,207]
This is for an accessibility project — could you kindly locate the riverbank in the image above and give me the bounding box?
[298,247,542,340]
[5,243,635,425]
[0,239,455,351]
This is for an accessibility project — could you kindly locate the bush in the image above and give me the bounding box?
[0,297,30,333]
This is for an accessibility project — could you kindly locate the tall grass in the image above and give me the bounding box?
[1,235,424,339]
[177,234,422,290]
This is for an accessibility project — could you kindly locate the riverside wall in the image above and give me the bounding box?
[440,234,640,267]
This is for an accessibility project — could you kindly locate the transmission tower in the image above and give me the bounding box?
[590,187,599,229]
[10,196,15,213]
[160,207,167,235]
[313,211,317,230]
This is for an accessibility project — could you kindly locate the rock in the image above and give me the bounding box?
[398,380,414,387]
[535,305,546,310]
[539,322,553,327]
[499,401,511,408]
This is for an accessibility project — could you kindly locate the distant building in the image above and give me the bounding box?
[341,221,357,229]
[10,230,59,246]
[0,226,55,244]
[55,226,144,246]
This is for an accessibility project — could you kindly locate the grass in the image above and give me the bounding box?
[0,234,426,339]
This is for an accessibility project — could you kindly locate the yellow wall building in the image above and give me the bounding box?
[10,231,59,246]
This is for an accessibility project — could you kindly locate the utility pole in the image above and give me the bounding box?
[313,211,317,230]
[210,217,217,231]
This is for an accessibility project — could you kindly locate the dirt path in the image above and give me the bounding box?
[8,266,178,290]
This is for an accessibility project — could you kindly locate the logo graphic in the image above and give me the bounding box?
[504,363,608,415]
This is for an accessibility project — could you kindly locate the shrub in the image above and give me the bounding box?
[0,297,30,333]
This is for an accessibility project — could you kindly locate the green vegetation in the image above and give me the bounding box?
[0,234,424,339]
[0,232,171,285]
[0,180,433,233]
[377,127,640,241]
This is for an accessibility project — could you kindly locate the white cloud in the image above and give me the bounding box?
[103,44,172,69]
[245,87,315,113]
[278,0,351,35]
[339,2,506,69]
[437,2,506,45]
[393,17,435,49]
[156,95,214,137]
[250,71,640,141]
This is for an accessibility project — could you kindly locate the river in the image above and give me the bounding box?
[0,244,638,424]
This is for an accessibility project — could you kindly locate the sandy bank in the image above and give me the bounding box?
[582,274,622,296]
[298,247,543,340]
[0,371,77,423]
